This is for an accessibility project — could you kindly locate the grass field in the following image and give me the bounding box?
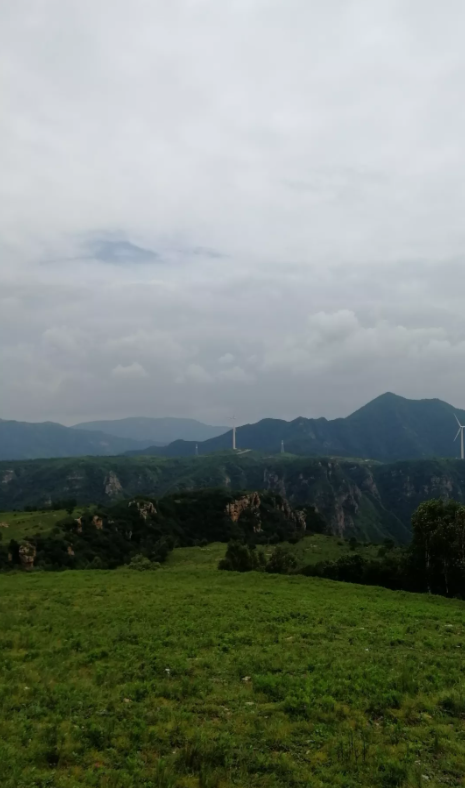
[169,535,388,572]
[0,509,81,543]
[2,547,465,787]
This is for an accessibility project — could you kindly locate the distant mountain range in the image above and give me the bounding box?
[2,394,465,462]
[128,393,465,463]
[0,420,150,461]
[0,417,228,461]
[72,417,228,445]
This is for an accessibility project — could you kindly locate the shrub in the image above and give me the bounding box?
[265,546,297,574]
[128,555,160,571]
[218,542,266,572]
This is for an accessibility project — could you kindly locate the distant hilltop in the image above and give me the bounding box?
[0,417,228,461]
[126,392,465,463]
[2,393,465,463]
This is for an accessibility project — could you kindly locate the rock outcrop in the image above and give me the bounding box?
[226,492,261,523]
[1,470,14,485]
[18,542,36,571]
[277,498,307,529]
[104,472,123,497]
[225,492,306,534]
[92,515,103,530]
[128,500,157,519]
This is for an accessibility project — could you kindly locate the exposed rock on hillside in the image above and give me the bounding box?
[5,454,465,542]
[129,500,157,519]
[2,490,310,572]
[225,491,306,535]
[226,493,261,523]
[104,472,122,497]
[18,542,36,571]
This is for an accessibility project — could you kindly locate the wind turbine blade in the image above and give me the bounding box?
[455,414,462,428]
[455,428,462,442]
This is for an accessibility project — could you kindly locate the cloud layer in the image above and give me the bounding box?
[2,0,465,425]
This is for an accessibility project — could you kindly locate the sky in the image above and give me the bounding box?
[2,0,465,426]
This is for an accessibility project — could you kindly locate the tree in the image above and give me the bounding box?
[265,546,297,574]
[218,542,266,572]
[411,499,465,596]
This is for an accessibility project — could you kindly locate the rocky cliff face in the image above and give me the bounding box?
[128,500,157,519]
[18,542,36,571]
[226,492,261,523]
[3,454,465,543]
[1,470,15,485]
[225,491,306,535]
[104,472,123,497]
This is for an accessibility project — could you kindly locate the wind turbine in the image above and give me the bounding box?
[230,415,237,451]
[454,415,465,460]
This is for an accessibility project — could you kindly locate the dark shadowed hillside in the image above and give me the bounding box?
[130,393,465,462]
[3,452,465,542]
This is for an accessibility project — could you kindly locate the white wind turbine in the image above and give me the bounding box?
[230,415,237,450]
[454,414,465,460]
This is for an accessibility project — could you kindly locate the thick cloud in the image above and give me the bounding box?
[1,0,465,425]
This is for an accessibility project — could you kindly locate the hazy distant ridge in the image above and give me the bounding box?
[131,393,465,462]
[0,417,229,461]
[72,416,228,444]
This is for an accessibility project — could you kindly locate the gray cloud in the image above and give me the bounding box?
[89,240,158,264]
[2,0,465,426]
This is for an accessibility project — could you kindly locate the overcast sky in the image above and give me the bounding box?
[2,0,465,426]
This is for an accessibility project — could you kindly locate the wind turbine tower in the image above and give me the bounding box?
[281,440,284,454]
[231,416,236,451]
[454,415,465,460]
[195,443,198,456]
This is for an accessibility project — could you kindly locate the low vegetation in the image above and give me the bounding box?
[2,550,465,787]
[3,494,465,785]
[302,500,465,598]
[219,499,465,600]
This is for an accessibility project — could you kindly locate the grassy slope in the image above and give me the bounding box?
[0,509,79,543]
[2,556,465,787]
[168,536,385,572]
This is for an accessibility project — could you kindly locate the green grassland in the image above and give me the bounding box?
[0,509,81,543]
[2,549,465,788]
[168,536,386,573]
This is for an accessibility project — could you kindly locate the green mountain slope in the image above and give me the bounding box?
[73,416,228,444]
[132,393,465,461]
[3,452,465,542]
[0,420,150,460]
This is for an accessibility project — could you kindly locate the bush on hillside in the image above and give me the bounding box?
[300,551,420,591]
[128,554,161,571]
[265,546,298,574]
[218,542,266,572]
[219,542,297,574]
